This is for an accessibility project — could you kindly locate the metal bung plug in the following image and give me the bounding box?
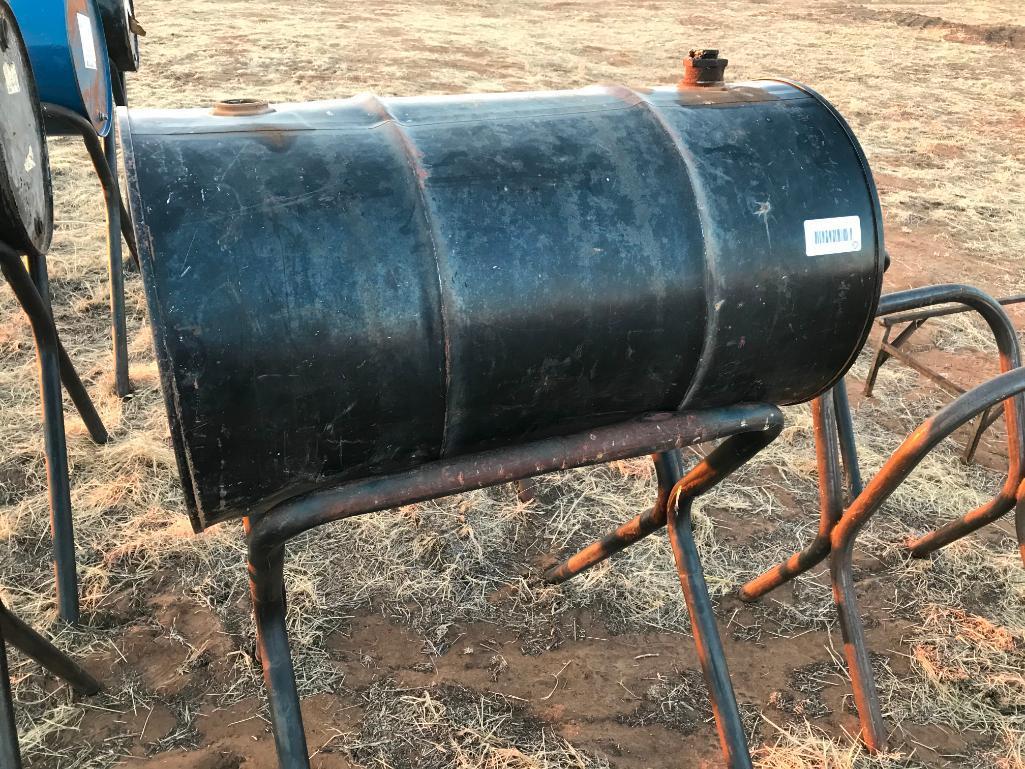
[680,49,728,87]
[212,98,273,117]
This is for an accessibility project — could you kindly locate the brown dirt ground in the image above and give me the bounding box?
[2,1,1025,768]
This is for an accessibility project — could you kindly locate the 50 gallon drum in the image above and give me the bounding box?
[10,0,113,136]
[0,0,53,255]
[120,80,885,531]
[96,0,139,73]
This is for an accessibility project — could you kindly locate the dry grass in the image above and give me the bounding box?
[1,0,1024,767]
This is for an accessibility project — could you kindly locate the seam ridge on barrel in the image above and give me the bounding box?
[608,85,723,410]
[358,94,454,458]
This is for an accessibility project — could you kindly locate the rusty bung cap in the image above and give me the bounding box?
[212,98,274,117]
[680,49,728,87]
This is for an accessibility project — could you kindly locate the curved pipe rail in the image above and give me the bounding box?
[742,284,1025,604]
[875,285,1024,558]
[245,404,783,769]
[831,366,1025,752]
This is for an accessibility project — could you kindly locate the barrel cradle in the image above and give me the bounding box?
[9,0,113,136]
[0,0,53,255]
[120,79,885,532]
[96,0,139,74]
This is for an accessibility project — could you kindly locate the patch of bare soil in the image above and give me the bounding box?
[840,6,1025,50]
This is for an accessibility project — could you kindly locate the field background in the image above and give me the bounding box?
[1,0,1024,767]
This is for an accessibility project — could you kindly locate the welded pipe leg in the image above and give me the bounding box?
[1016,491,1025,566]
[0,632,22,769]
[961,407,991,465]
[907,495,1016,558]
[830,539,887,752]
[543,450,685,585]
[248,540,311,769]
[667,492,753,769]
[863,325,891,398]
[24,256,80,625]
[739,393,844,601]
[544,427,781,586]
[833,380,863,499]
[56,341,108,445]
[101,132,131,398]
[0,603,100,694]
[25,252,108,443]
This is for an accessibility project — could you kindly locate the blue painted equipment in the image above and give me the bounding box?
[0,0,52,255]
[9,0,113,136]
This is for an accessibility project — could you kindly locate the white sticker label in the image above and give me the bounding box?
[77,13,98,70]
[804,215,862,256]
[3,60,20,94]
[24,147,36,173]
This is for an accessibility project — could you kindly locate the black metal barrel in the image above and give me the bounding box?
[0,0,52,255]
[120,80,885,531]
[96,0,139,73]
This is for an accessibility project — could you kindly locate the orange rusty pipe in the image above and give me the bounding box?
[829,366,1025,753]
[544,417,783,586]
[739,391,844,601]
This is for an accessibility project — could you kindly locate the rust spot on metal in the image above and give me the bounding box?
[212,98,274,117]
[680,49,728,88]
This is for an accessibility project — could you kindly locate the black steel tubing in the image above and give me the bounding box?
[248,405,783,566]
[0,244,80,624]
[41,103,131,398]
[831,366,1025,753]
[667,481,753,768]
[0,603,100,694]
[1017,488,1025,565]
[102,128,130,397]
[247,540,308,767]
[879,293,1025,326]
[246,405,781,769]
[833,380,863,498]
[739,392,844,600]
[56,341,108,445]
[544,421,783,585]
[25,249,108,445]
[0,623,20,769]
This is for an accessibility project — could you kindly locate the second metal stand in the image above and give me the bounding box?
[0,242,109,624]
[245,405,784,769]
[41,103,136,398]
[0,599,101,768]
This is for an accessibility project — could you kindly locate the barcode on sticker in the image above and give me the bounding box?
[804,216,862,256]
[77,13,98,70]
[3,60,20,94]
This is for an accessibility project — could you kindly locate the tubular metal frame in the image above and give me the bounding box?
[736,284,1025,752]
[0,599,101,768]
[864,292,1025,465]
[245,405,784,769]
[1,242,109,625]
[830,367,1025,751]
[40,103,137,399]
[744,285,1024,598]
